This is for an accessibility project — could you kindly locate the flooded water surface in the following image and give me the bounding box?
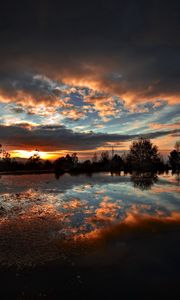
[0,172,179,267]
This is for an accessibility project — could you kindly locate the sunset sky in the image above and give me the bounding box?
[0,0,179,160]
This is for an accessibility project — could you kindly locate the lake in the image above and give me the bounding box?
[0,172,180,298]
[0,172,179,266]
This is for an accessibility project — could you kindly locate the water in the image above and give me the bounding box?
[0,172,179,267]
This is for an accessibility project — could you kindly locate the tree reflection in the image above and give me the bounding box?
[172,171,180,185]
[131,172,158,190]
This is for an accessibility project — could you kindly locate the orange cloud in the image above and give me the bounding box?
[78,211,180,241]
[60,70,180,108]
[84,93,120,120]
[149,122,180,131]
[61,108,86,121]
[151,134,179,152]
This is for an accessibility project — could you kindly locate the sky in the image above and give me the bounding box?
[0,0,179,160]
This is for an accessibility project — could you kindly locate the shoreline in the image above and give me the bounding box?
[0,170,55,176]
[0,169,176,176]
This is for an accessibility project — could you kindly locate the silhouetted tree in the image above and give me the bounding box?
[0,144,12,171]
[99,151,110,170]
[26,150,42,170]
[0,144,2,159]
[111,154,123,171]
[169,141,180,171]
[83,160,91,167]
[71,153,78,166]
[2,151,11,163]
[77,159,92,172]
[127,138,161,171]
[92,152,98,163]
[100,151,109,163]
[54,153,79,173]
[43,159,53,170]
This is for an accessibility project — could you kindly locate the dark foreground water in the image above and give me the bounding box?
[0,172,179,299]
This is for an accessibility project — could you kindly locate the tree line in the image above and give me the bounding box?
[0,138,179,173]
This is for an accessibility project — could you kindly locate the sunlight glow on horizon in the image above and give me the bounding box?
[9,143,173,161]
[10,150,62,160]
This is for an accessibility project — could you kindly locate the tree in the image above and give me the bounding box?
[2,151,11,163]
[111,154,123,171]
[26,149,42,169]
[82,159,91,171]
[100,151,109,163]
[0,144,2,159]
[54,153,79,172]
[92,152,98,163]
[71,153,78,166]
[169,141,180,171]
[0,144,12,170]
[175,141,180,152]
[43,159,53,170]
[127,138,160,171]
[0,144,11,162]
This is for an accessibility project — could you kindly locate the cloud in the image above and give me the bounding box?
[0,58,179,117]
[60,109,87,121]
[0,72,93,120]
[84,93,122,121]
[0,1,179,111]
[149,122,180,131]
[11,107,25,114]
[0,0,179,151]
[0,124,179,152]
[0,72,63,106]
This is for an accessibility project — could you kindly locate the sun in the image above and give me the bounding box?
[10,150,68,160]
[10,150,52,160]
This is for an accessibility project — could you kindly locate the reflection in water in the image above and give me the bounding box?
[0,172,179,267]
[130,172,158,190]
[81,211,180,242]
[174,171,180,185]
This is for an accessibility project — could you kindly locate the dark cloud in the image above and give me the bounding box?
[0,0,179,104]
[11,107,25,114]
[0,124,179,151]
[0,71,61,104]
[0,0,179,153]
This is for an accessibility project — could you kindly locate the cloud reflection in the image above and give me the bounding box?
[0,173,179,267]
